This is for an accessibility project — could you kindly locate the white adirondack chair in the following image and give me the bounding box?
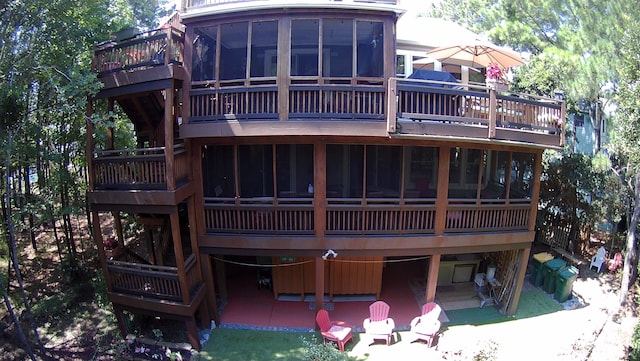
[589,247,606,273]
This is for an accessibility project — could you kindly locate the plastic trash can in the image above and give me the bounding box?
[542,258,566,294]
[554,266,579,302]
[531,252,554,287]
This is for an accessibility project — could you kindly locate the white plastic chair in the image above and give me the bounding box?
[589,247,606,273]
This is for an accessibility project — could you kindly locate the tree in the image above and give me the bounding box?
[611,19,640,305]
[430,0,640,305]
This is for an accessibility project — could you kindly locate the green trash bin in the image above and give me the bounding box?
[531,252,554,287]
[554,266,579,302]
[542,258,566,294]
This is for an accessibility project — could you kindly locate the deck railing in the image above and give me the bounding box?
[203,198,530,235]
[183,0,396,10]
[107,254,199,302]
[93,26,184,76]
[445,199,531,233]
[93,144,188,190]
[388,78,565,146]
[203,198,315,234]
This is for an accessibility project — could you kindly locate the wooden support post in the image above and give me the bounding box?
[425,254,440,303]
[505,247,531,316]
[185,318,201,350]
[434,147,450,235]
[92,210,113,293]
[215,256,228,301]
[200,254,218,325]
[314,143,326,237]
[169,211,190,304]
[528,151,543,231]
[488,88,497,138]
[315,257,325,316]
[164,81,176,190]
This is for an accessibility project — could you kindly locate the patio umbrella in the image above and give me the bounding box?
[425,40,524,69]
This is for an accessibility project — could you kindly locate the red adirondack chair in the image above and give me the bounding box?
[315,310,353,352]
[608,252,623,273]
[409,302,442,347]
[363,301,395,345]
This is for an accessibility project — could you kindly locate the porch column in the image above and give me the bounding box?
[92,210,113,293]
[315,257,325,314]
[488,89,497,138]
[164,81,176,190]
[425,254,440,303]
[169,210,190,304]
[528,151,543,231]
[504,247,531,315]
[201,254,219,325]
[434,147,451,235]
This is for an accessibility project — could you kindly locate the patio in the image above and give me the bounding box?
[216,258,482,333]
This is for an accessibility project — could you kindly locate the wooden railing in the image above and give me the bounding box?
[289,85,385,120]
[93,144,188,190]
[203,198,314,234]
[93,26,184,76]
[388,78,565,146]
[107,254,199,302]
[183,0,396,10]
[203,198,530,235]
[190,86,279,122]
[326,199,436,235]
[445,199,531,233]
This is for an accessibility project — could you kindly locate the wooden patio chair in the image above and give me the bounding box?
[409,302,442,347]
[315,309,353,352]
[363,300,395,345]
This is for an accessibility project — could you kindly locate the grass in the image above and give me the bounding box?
[199,328,315,361]
[445,288,564,326]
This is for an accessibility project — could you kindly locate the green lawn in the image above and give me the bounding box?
[199,328,318,361]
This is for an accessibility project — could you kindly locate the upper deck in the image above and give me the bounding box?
[93,2,565,149]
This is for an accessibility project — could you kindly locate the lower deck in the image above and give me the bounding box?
[216,257,485,331]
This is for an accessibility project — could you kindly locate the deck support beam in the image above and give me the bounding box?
[425,254,440,303]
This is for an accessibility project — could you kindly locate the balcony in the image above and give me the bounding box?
[107,254,201,303]
[93,26,184,76]
[203,197,531,235]
[92,144,188,191]
[183,0,397,12]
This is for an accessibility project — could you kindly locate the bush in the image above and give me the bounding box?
[630,321,640,361]
[301,335,354,361]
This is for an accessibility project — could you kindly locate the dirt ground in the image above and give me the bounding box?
[1,222,638,360]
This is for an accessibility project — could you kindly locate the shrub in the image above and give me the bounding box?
[630,321,640,361]
[301,335,354,361]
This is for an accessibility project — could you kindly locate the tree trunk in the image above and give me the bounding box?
[620,169,640,306]
[1,285,37,361]
[4,131,49,359]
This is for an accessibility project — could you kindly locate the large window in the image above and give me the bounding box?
[291,20,319,76]
[250,21,278,78]
[192,26,217,82]
[510,152,535,198]
[276,144,314,198]
[356,21,384,77]
[366,145,401,197]
[326,145,364,198]
[238,145,274,197]
[448,147,482,198]
[323,19,353,78]
[202,145,234,197]
[220,22,249,81]
[404,146,438,198]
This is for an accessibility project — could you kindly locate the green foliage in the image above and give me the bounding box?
[539,150,619,228]
[30,289,78,320]
[58,257,88,284]
[91,271,110,309]
[630,321,640,361]
[301,335,354,361]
